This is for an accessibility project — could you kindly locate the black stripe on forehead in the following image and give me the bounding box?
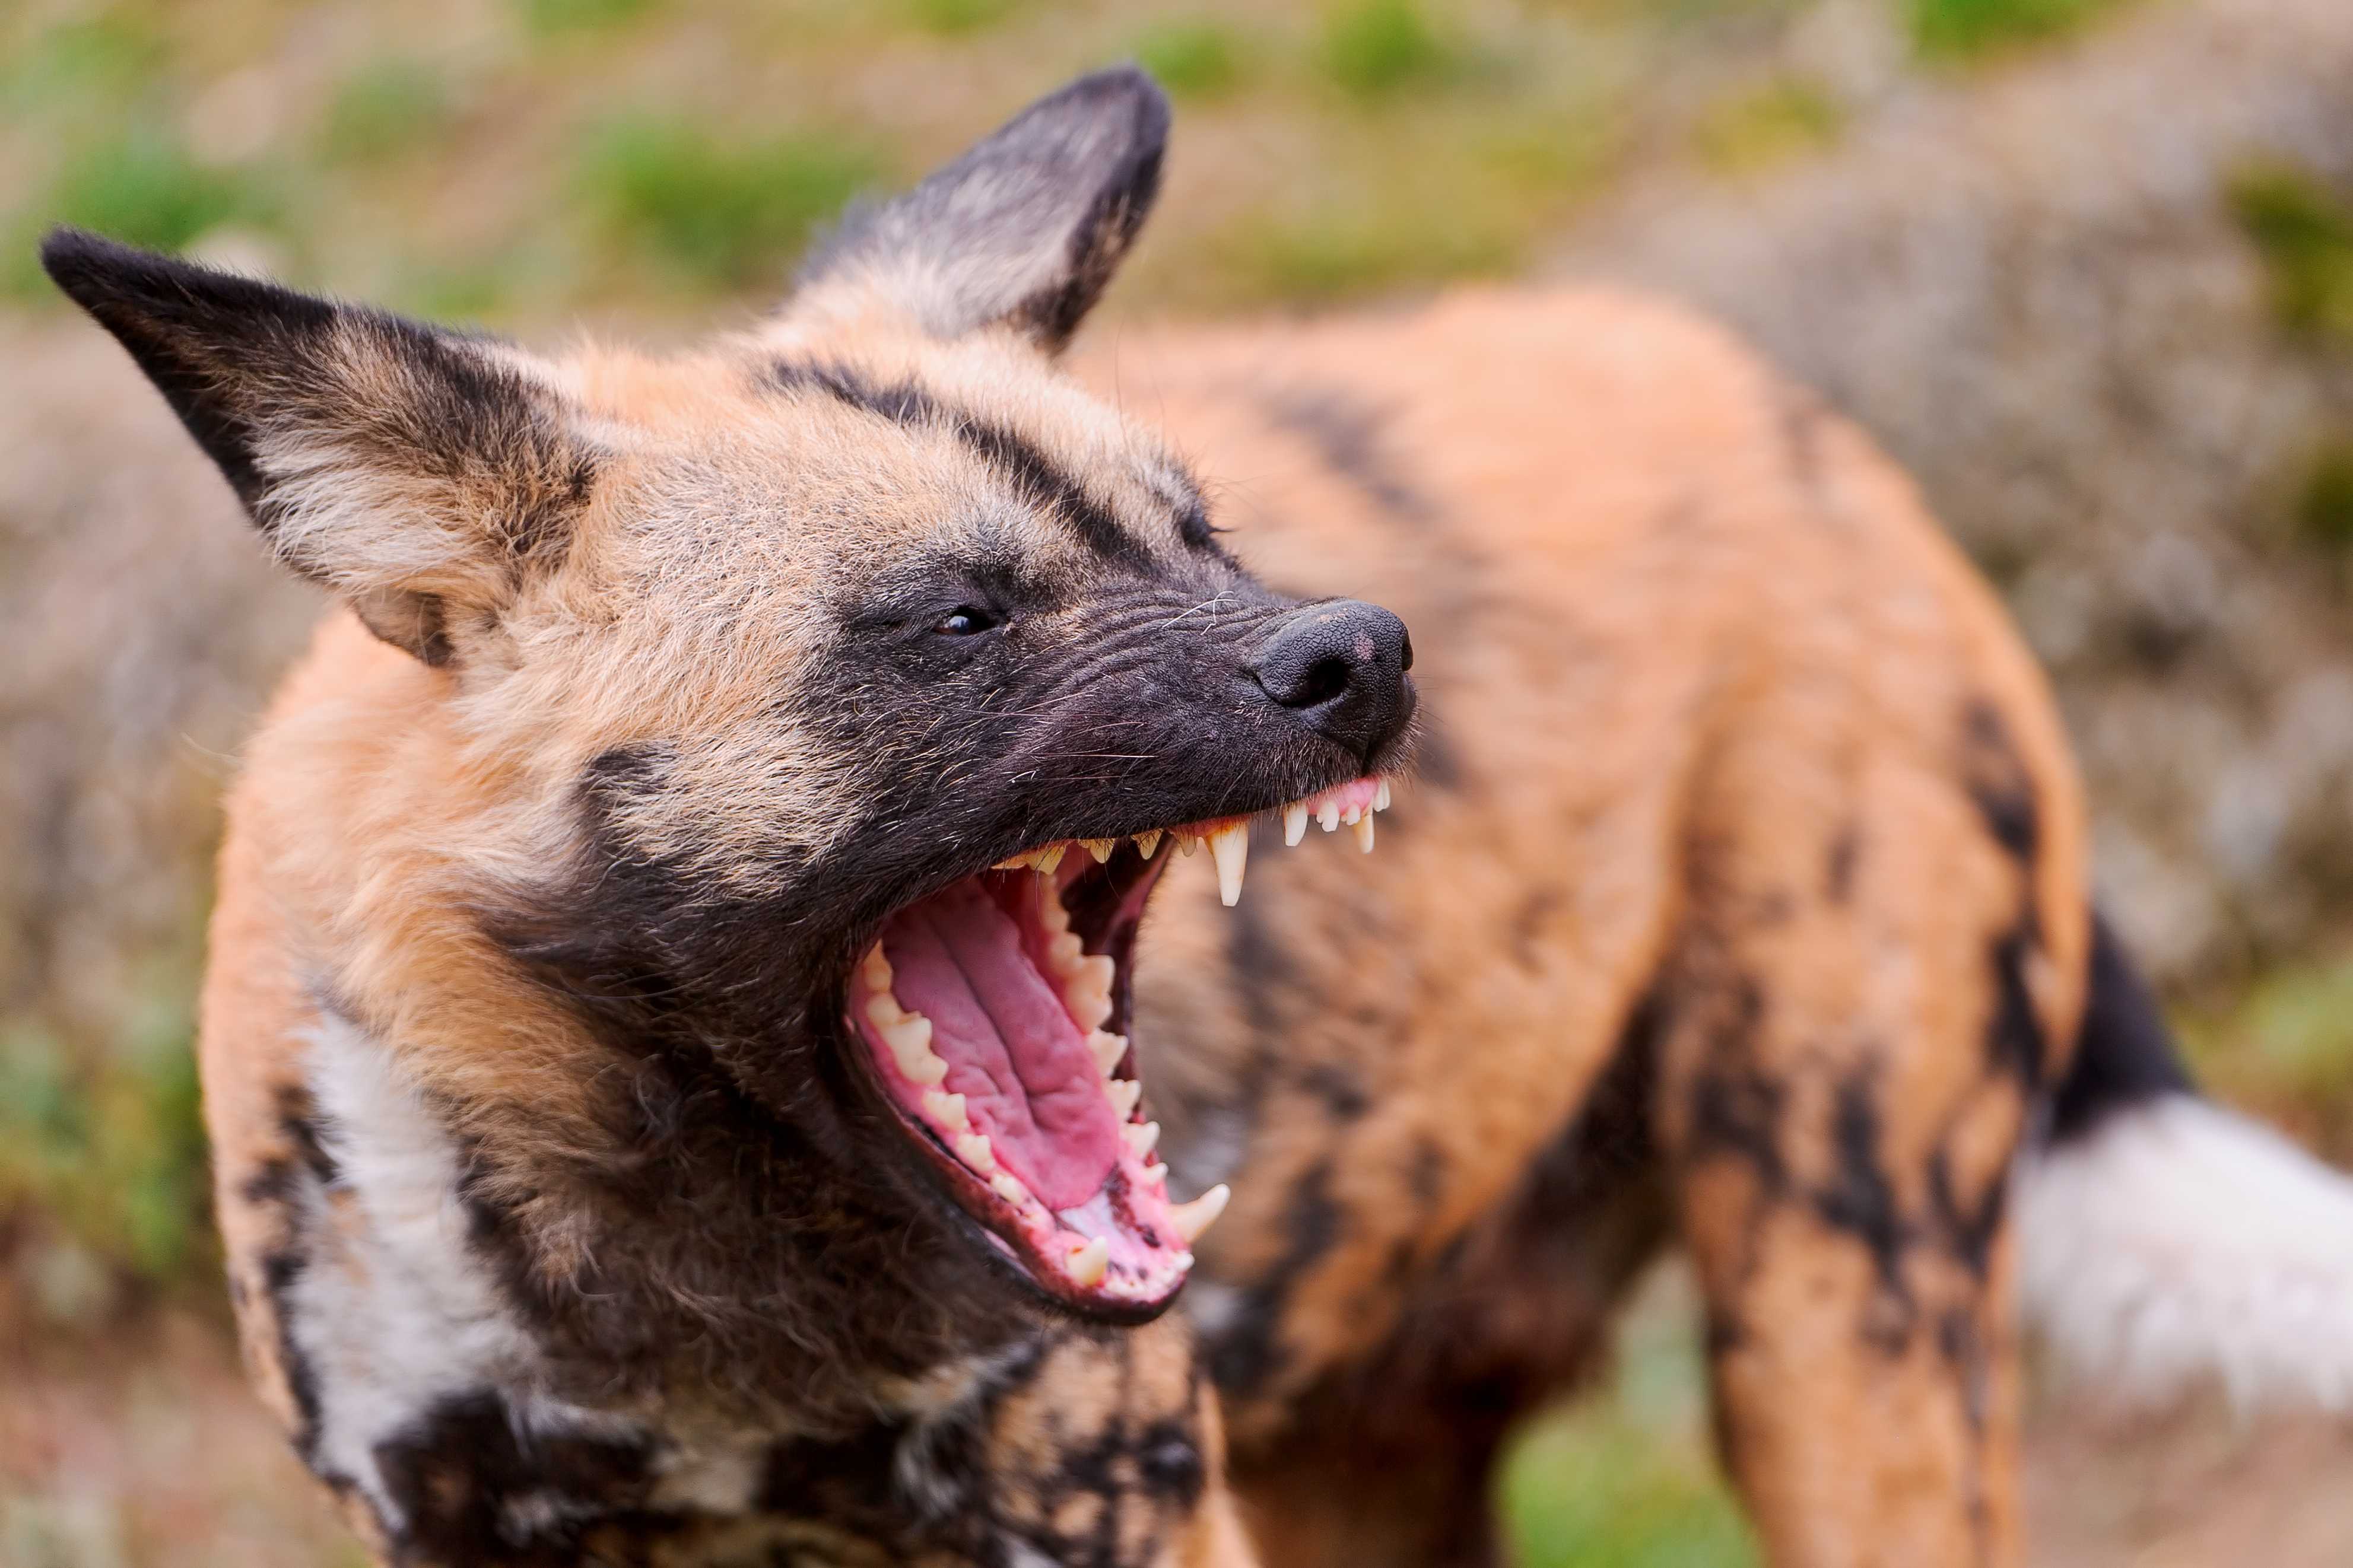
[770,360,1154,570]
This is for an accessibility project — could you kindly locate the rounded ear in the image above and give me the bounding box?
[794,65,1170,356]
[42,228,602,665]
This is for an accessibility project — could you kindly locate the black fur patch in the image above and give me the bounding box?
[371,1389,653,1564]
[1208,1161,1344,1397]
[1262,389,1439,524]
[2048,909,2195,1141]
[1958,700,2038,866]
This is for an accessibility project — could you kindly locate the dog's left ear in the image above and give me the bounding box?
[796,65,1168,356]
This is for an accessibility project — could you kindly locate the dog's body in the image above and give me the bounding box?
[51,66,2353,1568]
[1082,295,2081,1565]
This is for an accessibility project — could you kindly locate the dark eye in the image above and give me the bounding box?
[931,606,998,637]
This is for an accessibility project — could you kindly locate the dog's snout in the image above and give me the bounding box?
[1250,599,1414,758]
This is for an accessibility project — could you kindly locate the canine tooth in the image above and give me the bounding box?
[1090,1031,1128,1076]
[1133,829,1163,858]
[955,1133,997,1173]
[1317,800,1340,832]
[922,1090,968,1131]
[991,1173,1028,1206]
[1206,823,1249,907]
[1081,837,1116,864]
[1353,813,1375,853]
[1034,843,1067,876]
[859,944,892,991]
[1375,779,1392,811]
[1108,1078,1142,1118]
[1123,1121,1160,1157]
[865,993,910,1029]
[1170,1184,1230,1244]
[1283,803,1308,847]
[1066,1237,1109,1287]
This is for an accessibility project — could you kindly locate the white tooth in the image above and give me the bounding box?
[1207,823,1249,907]
[1139,1161,1168,1188]
[922,1090,968,1131]
[1047,930,1085,972]
[1374,779,1392,811]
[1170,1184,1230,1244]
[1176,832,1200,857]
[1081,837,1115,864]
[1065,954,1114,1029]
[955,1132,997,1173]
[865,993,909,1029]
[991,1172,1028,1206]
[1283,803,1308,847]
[1173,1249,1195,1270]
[1066,1237,1109,1286]
[993,851,1033,870]
[859,944,892,991]
[1133,829,1163,858]
[1342,804,1363,825]
[1108,1077,1142,1118]
[885,1017,947,1084]
[1353,813,1375,853]
[1090,1031,1128,1076]
[1318,800,1340,832]
[1123,1121,1160,1157]
[1034,843,1067,876]
[1037,886,1071,934]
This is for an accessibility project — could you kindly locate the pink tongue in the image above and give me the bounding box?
[882,882,1120,1210]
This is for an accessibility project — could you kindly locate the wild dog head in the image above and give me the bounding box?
[45,69,1414,1325]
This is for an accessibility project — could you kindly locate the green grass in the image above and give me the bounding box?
[579,116,883,289]
[0,1002,209,1293]
[319,58,456,167]
[515,0,658,37]
[1500,1266,1757,1568]
[1695,78,1843,175]
[1318,0,1461,101]
[2231,161,2353,342]
[9,121,269,297]
[1132,20,1249,102]
[904,0,1023,37]
[1909,0,2127,58]
[2301,443,2353,554]
[2181,950,2353,1160]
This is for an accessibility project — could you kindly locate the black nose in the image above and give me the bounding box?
[1250,600,1414,758]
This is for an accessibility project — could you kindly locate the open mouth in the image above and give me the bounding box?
[848,774,1393,1315]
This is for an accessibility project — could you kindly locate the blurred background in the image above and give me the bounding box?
[5,0,2353,1562]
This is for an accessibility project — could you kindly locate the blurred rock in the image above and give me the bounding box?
[0,319,317,1050]
[1564,0,2353,985]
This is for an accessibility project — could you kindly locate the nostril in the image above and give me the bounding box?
[1399,629,1414,673]
[1291,653,1354,710]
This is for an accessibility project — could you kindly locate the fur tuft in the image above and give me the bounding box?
[2018,1093,2353,1411]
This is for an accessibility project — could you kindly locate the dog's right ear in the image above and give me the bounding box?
[41,227,604,666]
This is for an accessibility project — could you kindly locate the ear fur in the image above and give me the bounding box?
[41,227,601,665]
[796,65,1169,355]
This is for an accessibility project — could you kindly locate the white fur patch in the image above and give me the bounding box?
[287,1013,620,1534]
[2018,1095,2353,1411]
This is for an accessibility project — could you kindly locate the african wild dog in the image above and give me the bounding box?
[46,63,2353,1568]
